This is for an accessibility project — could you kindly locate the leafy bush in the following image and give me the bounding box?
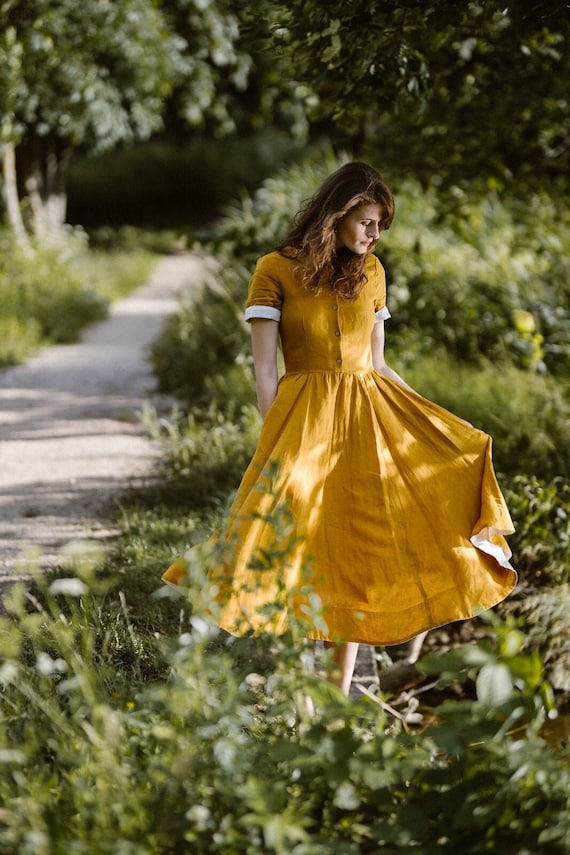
[510,584,570,695]
[381,182,570,374]
[0,551,568,854]
[151,262,256,410]
[503,475,570,588]
[499,475,570,694]
[211,147,342,269]
[144,402,261,508]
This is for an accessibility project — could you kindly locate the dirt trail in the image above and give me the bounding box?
[0,252,202,581]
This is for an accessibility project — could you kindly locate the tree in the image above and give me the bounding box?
[0,0,249,243]
[263,0,570,186]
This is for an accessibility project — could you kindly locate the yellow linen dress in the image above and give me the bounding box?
[162,251,516,645]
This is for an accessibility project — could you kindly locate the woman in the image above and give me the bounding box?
[163,162,516,694]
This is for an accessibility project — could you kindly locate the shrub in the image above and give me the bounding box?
[151,262,256,410]
[0,234,105,362]
[144,402,261,508]
[380,182,570,374]
[503,475,570,588]
[0,552,567,854]
[510,584,570,695]
[211,147,342,269]
[499,475,570,694]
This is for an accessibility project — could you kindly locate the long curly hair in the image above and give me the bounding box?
[278,162,395,300]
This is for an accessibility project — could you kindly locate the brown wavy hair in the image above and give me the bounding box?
[278,162,395,300]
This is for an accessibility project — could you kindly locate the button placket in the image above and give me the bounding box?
[333,303,342,366]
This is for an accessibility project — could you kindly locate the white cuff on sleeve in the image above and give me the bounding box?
[374,306,391,322]
[245,305,282,323]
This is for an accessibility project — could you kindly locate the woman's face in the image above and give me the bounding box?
[335,204,383,255]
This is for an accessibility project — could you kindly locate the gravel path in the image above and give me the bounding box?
[0,252,202,582]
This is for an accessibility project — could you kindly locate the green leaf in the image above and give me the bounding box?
[476,662,514,706]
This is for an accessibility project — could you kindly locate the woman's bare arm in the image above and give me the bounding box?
[250,318,280,418]
[371,321,414,391]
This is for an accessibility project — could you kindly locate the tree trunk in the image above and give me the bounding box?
[2,142,33,255]
[19,132,69,237]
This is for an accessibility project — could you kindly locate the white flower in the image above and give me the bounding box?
[49,578,88,597]
[36,652,68,676]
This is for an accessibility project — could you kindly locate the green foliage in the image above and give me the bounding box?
[510,584,570,696]
[67,129,300,229]
[381,182,570,374]
[503,476,570,588]
[499,475,570,695]
[263,0,570,184]
[0,0,260,241]
[398,353,570,479]
[212,148,341,267]
[0,552,568,853]
[0,229,154,365]
[151,268,256,410]
[0,0,249,154]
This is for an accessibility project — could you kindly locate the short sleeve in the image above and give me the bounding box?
[245,254,284,323]
[370,256,391,323]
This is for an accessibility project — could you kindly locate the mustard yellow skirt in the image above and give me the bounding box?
[163,372,516,645]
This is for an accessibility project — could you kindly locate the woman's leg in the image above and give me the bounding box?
[323,641,359,695]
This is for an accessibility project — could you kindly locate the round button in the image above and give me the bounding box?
[336,358,342,364]
[332,304,338,311]
[335,330,340,337]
